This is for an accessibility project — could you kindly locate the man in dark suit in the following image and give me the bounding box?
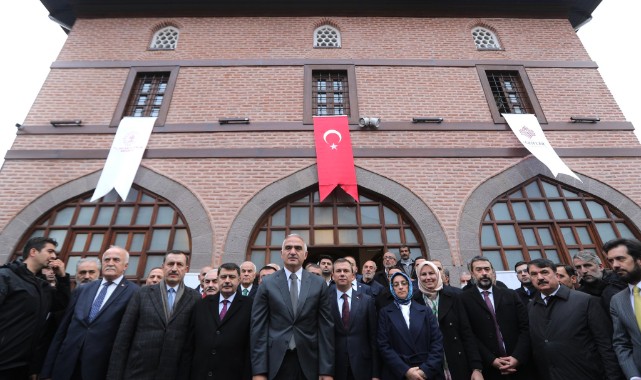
[460,256,532,380]
[528,258,623,380]
[238,261,258,297]
[606,239,641,379]
[251,234,334,380]
[41,246,138,380]
[513,261,535,305]
[358,260,385,297]
[182,262,253,380]
[106,250,199,380]
[373,251,397,287]
[330,258,379,380]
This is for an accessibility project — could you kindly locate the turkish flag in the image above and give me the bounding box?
[313,116,359,202]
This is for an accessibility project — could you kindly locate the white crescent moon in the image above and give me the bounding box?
[323,129,342,144]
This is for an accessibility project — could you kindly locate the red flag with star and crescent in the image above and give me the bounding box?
[313,116,359,202]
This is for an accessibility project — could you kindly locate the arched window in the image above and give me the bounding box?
[481,176,640,270]
[314,25,341,48]
[247,187,424,268]
[472,26,501,50]
[150,26,179,50]
[11,185,190,284]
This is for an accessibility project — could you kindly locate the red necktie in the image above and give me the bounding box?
[220,299,229,320]
[341,293,350,328]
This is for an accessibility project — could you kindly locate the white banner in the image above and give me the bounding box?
[91,117,156,202]
[503,113,581,181]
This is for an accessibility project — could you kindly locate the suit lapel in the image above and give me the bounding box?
[276,270,296,319]
[330,290,345,332]
[349,291,362,332]
[210,294,222,324]
[150,285,168,326]
[220,295,244,325]
[438,291,453,323]
[388,306,414,348]
[621,289,639,331]
[409,303,426,344]
[296,270,312,316]
[92,279,128,323]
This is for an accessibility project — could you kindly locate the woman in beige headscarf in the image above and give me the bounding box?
[415,261,484,380]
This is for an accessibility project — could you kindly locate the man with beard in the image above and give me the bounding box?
[528,258,623,380]
[606,238,641,379]
[319,255,334,285]
[75,258,101,287]
[397,245,414,277]
[358,260,384,297]
[573,250,626,313]
[461,256,532,380]
[513,261,536,305]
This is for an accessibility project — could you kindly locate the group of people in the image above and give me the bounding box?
[2,235,641,380]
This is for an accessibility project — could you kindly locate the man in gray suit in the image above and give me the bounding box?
[606,238,641,379]
[251,234,334,380]
[106,250,200,380]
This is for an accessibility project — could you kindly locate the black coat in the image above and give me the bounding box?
[528,285,624,380]
[0,261,70,374]
[181,293,253,380]
[414,287,482,380]
[460,286,533,380]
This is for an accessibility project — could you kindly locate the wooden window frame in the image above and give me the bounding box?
[477,65,547,124]
[110,66,179,128]
[304,65,359,125]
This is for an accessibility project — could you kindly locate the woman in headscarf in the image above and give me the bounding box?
[414,261,484,380]
[378,271,444,380]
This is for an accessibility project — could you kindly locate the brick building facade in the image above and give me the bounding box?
[1,0,639,284]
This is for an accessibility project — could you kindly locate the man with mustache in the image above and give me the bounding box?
[606,238,641,379]
[460,256,532,380]
[41,246,138,380]
[107,250,200,380]
[202,268,219,296]
[75,258,101,287]
[182,262,253,379]
[528,258,623,380]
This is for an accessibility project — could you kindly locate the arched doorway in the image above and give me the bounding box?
[9,186,192,285]
[246,187,425,271]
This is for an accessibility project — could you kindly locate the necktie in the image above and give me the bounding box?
[341,293,350,328]
[242,288,249,296]
[88,281,113,322]
[220,299,229,320]
[289,273,299,315]
[167,288,176,314]
[482,290,507,356]
[288,273,298,350]
[634,287,641,330]
[544,296,550,305]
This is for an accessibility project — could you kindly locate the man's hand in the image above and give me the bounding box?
[405,367,425,380]
[252,376,267,380]
[49,259,66,277]
[470,369,484,380]
[319,376,333,380]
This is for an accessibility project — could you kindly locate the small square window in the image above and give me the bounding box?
[304,65,359,124]
[110,66,179,127]
[477,65,546,124]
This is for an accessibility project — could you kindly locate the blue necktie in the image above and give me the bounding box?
[88,281,112,322]
[167,288,176,314]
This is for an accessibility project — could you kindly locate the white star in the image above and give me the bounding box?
[330,143,338,150]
